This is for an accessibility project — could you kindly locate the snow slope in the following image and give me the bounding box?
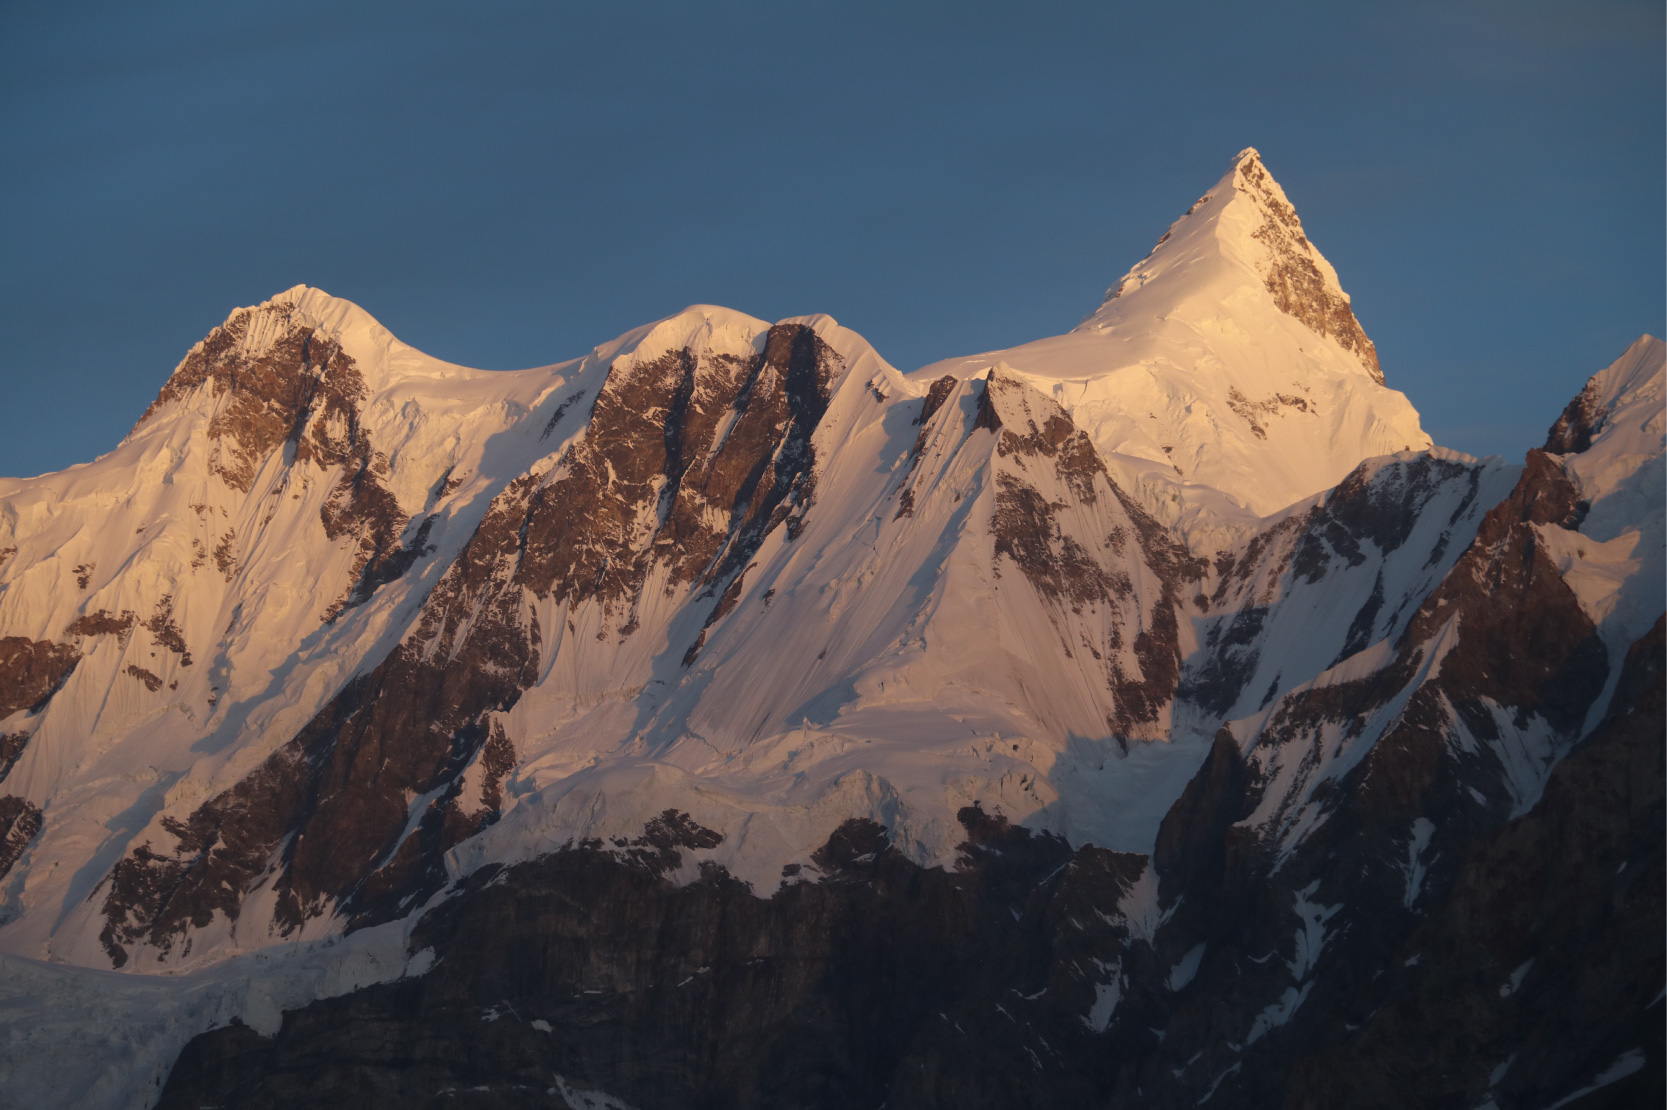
[917,149,1430,537]
[0,287,605,960]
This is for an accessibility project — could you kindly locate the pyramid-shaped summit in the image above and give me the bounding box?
[1085,147,1382,383]
[1221,148,1382,382]
[918,149,1430,524]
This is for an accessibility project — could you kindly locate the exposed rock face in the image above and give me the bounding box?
[517,322,837,631]
[1237,152,1383,384]
[1545,375,1607,454]
[976,370,1204,734]
[0,733,28,783]
[97,323,846,964]
[0,636,79,777]
[893,374,958,518]
[1094,458,1655,1108]
[0,795,42,881]
[1224,386,1313,440]
[1184,451,1499,719]
[64,609,137,641]
[156,810,1152,1110]
[1218,445,1609,894]
[0,636,79,717]
[136,299,419,621]
[139,301,349,494]
[1286,615,1665,1110]
[1400,449,1607,730]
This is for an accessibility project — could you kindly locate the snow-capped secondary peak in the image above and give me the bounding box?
[134,286,491,434]
[596,304,773,373]
[1544,334,1664,458]
[917,148,1430,529]
[1545,333,1664,546]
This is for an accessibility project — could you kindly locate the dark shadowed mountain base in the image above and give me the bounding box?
[159,619,1664,1110]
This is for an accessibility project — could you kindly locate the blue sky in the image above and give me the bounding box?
[2,0,1661,479]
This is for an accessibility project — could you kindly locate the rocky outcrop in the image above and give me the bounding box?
[0,635,80,718]
[0,795,42,881]
[893,374,959,518]
[1286,615,1665,1109]
[133,299,420,620]
[1184,451,1495,719]
[1401,449,1606,731]
[518,322,837,632]
[1544,376,1607,454]
[980,370,1204,734]
[1084,451,1651,1107]
[64,609,137,641]
[0,637,80,779]
[1224,386,1314,440]
[139,301,349,494]
[0,733,28,783]
[156,809,1152,1110]
[1237,152,1383,384]
[97,323,846,964]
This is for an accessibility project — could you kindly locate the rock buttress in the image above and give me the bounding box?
[98,325,845,963]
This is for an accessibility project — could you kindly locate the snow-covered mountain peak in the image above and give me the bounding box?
[1546,334,1664,548]
[917,149,1428,526]
[151,286,494,414]
[1082,147,1381,385]
[1545,334,1663,457]
[601,304,773,372]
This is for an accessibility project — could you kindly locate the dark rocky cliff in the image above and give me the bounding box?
[156,612,1663,1109]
